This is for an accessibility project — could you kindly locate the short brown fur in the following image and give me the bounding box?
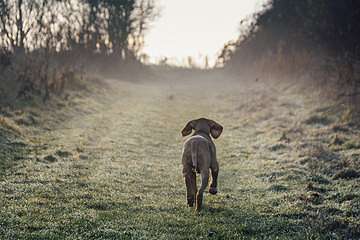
[181,118,223,212]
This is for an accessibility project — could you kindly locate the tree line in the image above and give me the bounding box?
[219,0,360,67]
[218,0,360,118]
[0,0,156,58]
[0,0,157,102]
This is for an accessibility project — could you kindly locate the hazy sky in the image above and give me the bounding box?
[143,0,269,66]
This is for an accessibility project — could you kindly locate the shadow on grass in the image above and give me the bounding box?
[2,195,358,239]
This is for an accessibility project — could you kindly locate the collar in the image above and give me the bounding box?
[193,130,212,141]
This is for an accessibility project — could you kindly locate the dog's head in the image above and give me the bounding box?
[181,118,223,139]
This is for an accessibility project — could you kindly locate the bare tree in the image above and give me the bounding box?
[129,0,158,58]
[0,0,48,52]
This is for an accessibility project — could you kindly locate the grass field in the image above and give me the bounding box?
[1,75,360,239]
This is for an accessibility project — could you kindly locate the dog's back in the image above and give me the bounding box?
[182,134,211,174]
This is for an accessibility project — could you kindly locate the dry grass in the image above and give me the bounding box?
[0,116,22,135]
[0,75,360,239]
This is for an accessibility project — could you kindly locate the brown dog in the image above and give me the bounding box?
[181,118,223,211]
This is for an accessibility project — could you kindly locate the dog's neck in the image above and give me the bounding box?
[193,130,212,141]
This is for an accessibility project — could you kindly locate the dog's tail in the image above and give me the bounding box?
[190,141,200,173]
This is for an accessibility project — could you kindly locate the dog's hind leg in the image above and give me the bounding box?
[196,169,209,212]
[185,170,197,207]
[209,159,219,195]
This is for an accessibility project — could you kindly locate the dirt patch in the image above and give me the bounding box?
[303,115,333,126]
[269,184,288,192]
[43,155,57,163]
[333,168,360,180]
[55,150,72,158]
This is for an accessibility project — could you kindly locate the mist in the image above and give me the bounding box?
[1,0,360,239]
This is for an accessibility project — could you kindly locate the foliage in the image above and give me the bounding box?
[219,0,360,119]
[0,0,157,55]
[0,0,157,103]
[220,0,360,66]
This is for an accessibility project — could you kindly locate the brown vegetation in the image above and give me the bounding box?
[0,0,157,104]
[218,0,360,123]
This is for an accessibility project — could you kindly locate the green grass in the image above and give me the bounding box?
[1,78,360,239]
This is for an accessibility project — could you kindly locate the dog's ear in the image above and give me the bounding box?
[208,119,223,139]
[181,120,195,137]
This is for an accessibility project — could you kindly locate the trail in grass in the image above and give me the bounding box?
[1,77,360,239]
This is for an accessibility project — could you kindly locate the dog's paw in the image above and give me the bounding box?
[209,187,218,195]
[187,199,194,207]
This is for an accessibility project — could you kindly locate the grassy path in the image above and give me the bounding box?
[1,78,360,239]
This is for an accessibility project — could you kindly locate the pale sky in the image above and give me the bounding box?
[143,0,269,66]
